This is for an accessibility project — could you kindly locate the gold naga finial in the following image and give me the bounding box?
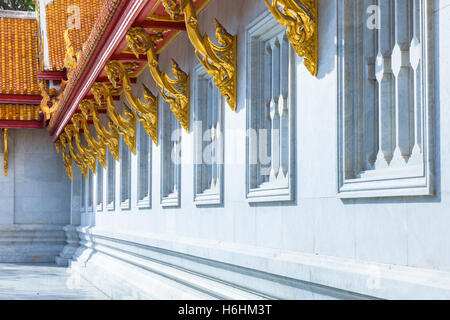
[64,124,96,176]
[72,112,107,169]
[63,29,80,77]
[171,0,237,111]
[62,129,86,179]
[161,0,182,20]
[3,129,8,176]
[69,119,97,175]
[55,136,74,181]
[91,82,137,154]
[79,99,120,162]
[126,27,190,132]
[39,80,61,120]
[105,60,159,145]
[264,0,318,77]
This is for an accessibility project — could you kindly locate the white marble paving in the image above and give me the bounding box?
[0,264,109,300]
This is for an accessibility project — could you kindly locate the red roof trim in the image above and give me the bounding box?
[134,20,186,30]
[50,0,155,141]
[0,95,42,105]
[0,120,44,129]
[38,71,67,81]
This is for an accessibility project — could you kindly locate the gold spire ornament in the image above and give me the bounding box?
[264,0,319,76]
[3,129,7,176]
[72,113,107,169]
[163,0,237,111]
[105,60,159,145]
[161,0,182,20]
[126,27,190,132]
[60,129,87,179]
[91,82,137,154]
[79,100,120,162]
[55,136,74,181]
[64,29,81,79]
[39,81,60,120]
[67,122,97,175]
[64,125,90,178]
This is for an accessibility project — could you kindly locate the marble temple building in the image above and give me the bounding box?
[0,0,449,299]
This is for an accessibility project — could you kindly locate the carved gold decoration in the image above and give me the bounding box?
[39,81,60,120]
[265,0,318,76]
[68,122,97,175]
[3,129,7,176]
[79,100,120,162]
[161,0,182,20]
[166,0,237,111]
[126,27,190,132]
[72,113,107,169]
[92,82,137,154]
[105,60,159,145]
[65,124,96,175]
[55,136,74,181]
[62,128,88,179]
[64,29,81,78]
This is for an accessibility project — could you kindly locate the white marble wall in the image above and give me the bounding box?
[70,0,450,299]
[0,129,70,262]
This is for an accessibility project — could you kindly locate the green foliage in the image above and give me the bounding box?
[0,0,35,11]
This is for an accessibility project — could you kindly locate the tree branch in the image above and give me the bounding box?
[0,0,11,10]
[0,0,35,11]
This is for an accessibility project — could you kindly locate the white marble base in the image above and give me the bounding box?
[0,224,66,263]
[0,263,108,300]
[56,225,80,267]
[65,226,450,300]
[67,227,379,300]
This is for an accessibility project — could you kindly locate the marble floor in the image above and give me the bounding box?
[0,263,109,300]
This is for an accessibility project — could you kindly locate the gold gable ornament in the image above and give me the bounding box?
[92,83,137,155]
[3,129,7,176]
[265,0,319,77]
[72,113,107,169]
[79,100,120,162]
[39,81,60,121]
[68,121,97,175]
[55,137,74,181]
[64,29,82,78]
[127,27,190,132]
[162,0,238,111]
[105,61,159,145]
[64,125,92,178]
[61,129,88,179]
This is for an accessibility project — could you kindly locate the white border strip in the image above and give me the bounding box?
[0,10,36,19]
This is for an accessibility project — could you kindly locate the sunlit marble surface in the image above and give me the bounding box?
[0,264,109,300]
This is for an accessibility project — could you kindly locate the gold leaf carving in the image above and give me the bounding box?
[55,136,73,181]
[72,113,107,169]
[79,100,120,162]
[91,83,137,154]
[127,27,190,132]
[265,0,318,76]
[166,0,238,111]
[105,61,159,145]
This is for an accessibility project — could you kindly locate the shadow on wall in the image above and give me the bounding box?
[316,0,337,80]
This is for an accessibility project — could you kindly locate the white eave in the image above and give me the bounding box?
[38,0,55,71]
[0,10,36,19]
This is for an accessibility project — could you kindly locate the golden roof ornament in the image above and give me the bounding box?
[126,27,190,132]
[105,60,159,145]
[265,0,319,76]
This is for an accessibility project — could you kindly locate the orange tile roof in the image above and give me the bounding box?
[0,16,40,95]
[48,0,121,130]
[0,104,41,121]
[46,0,105,71]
